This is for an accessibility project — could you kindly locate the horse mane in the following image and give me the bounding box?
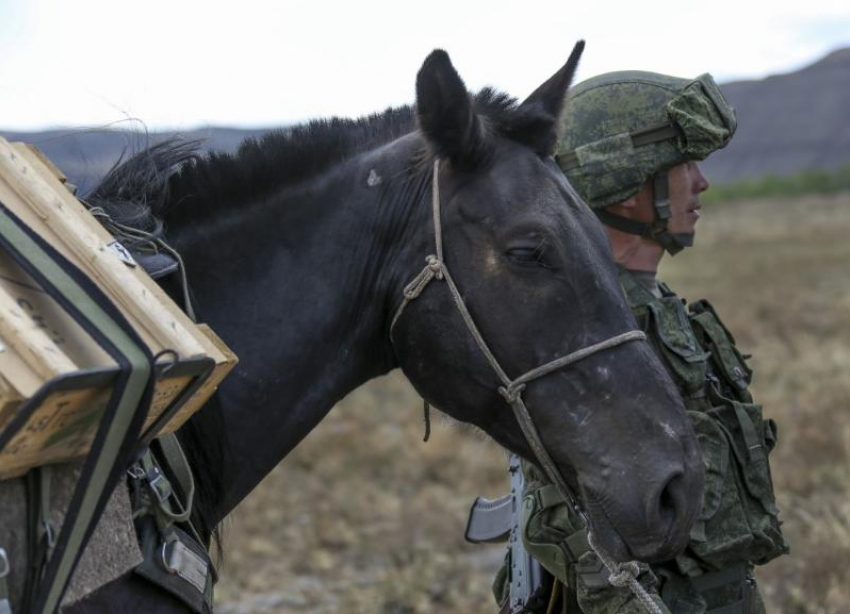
[85,87,527,233]
[83,85,530,556]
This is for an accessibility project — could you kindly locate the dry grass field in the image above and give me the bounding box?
[215,193,850,614]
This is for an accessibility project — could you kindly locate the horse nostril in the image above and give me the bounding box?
[655,471,685,528]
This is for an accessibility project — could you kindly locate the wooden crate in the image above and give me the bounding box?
[0,138,237,479]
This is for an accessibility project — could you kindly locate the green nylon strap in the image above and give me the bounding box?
[0,206,152,614]
[556,123,681,172]
[653,170,671,221]
[691,562,750,614]
[537,483,566,510]
[563,530,591,562]
[139,444,193,527]
[731,402,764,463]
[0,547,10,614]
[157,434,194,520]
[704,601,746,614]
[594,209,664,238]
[38,466,55,547]
[690,562,747,593]
[532,485,592,562]
[155,434,203,547]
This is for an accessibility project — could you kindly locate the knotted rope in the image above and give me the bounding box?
[587,532,665,614]
[84,202,196,321]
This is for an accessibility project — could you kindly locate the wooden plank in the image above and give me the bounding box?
[0,139,240,476]
[0,137,206,360]
[0,385,112,479]
[14,143,67,184]
[0,281,78,380]
[157,324,239,434]
[10,142,231,370]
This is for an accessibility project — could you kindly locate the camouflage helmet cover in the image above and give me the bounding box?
[556,71,737,209]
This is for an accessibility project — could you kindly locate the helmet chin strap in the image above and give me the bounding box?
[593,169,693,255]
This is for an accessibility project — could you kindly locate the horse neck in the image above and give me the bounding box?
[170,136,430,520]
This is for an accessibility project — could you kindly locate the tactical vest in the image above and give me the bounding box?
[618,270,788,573]
[516,270,789,614]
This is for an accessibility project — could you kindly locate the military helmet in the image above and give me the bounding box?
[555,71,737,254]
[556,71,737,208]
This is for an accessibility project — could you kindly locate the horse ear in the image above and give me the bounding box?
[416,50,489,169]
[514,40,586,157]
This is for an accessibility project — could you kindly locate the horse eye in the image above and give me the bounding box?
[506,243,550,268]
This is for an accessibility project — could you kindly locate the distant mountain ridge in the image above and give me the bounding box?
[0,127,269,194]
[3,47,849,189]
[701,47,850,184]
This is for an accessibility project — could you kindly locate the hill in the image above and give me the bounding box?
[702,47,850,183]
[0,127,268,194]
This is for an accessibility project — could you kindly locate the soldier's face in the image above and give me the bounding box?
[666,161,710,236]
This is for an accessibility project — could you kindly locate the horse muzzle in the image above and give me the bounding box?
[580,444,705,564]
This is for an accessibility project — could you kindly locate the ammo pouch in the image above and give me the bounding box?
[520,480,669,614]
[688,300,751,398]
[685,403,788,571]
[646,296,710,399]
[682,300,789,571]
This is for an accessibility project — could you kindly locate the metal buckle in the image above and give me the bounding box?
[106,240,137,267]
[160,541,178,575]
[127,462,146,480]
[159,538,210,594]
[43,520,57,549]
[146,466,172,505]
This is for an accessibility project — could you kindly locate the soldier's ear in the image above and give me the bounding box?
[614,178,655,215]
[618,196,639,211]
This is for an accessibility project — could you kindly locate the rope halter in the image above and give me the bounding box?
[389,159,664,614]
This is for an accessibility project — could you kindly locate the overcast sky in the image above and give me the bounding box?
[2,0,849,131]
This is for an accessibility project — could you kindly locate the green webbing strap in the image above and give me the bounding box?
[132,436,215,610]
[731,402,763,463]
[137,445,193,527]
[592,168,687,255]
[0,548,10,614]
[532,485,592,563]
[691,563,750,614]
[653,170,671,221]
[156,435,196,534]
[38,467,55,549]
[594,209,665,239]
[556,123,681,172]
[690,563,746,593]
[0,203,153,614]
[21,466,56,613]
[662,563,749,614]
[704,602,745,614]
[537,483,566,510]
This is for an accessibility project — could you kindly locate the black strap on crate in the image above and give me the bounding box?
[0,200,155,614]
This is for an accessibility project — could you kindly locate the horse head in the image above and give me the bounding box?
[390,43,704,563]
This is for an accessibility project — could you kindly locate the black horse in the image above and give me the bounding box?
[68,44,703,612]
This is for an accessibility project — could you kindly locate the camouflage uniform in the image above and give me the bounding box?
[495,72,789,614]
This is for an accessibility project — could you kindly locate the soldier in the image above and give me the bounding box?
[493,71,789,614]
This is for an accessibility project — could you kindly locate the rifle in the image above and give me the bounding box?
[465,454,549,613]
